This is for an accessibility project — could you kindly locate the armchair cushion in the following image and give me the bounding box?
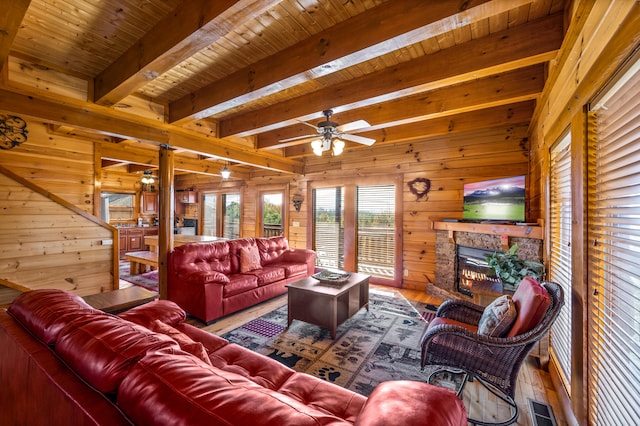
[478,295,517,337]
[506,277,551,337]
[427,317,478,333]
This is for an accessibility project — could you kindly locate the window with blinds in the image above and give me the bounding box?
[313,187,344,270]
[357,185,395,279]
[587,52,640,425]
[549,132,572,392]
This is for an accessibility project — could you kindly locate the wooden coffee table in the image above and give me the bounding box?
[286,272,370,338]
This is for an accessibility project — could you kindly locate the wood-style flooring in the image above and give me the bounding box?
[183,284,567,426]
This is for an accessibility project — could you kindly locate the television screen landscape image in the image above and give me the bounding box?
[463,175,526,222]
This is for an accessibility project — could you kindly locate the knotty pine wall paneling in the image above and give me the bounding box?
[0,118,117,305]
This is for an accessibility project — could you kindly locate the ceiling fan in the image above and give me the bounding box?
[279,109,375,156]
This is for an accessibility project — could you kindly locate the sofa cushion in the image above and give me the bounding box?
[269,261,308,278]
[278,372,367,424]
[55,314,180,394]
[118,299,186,329]
[477,295,517,337]
[223,274,259,297]
[171,241,234,276]
[228,238,257,272]
[149,320,212,365]
[506,277,551,337]
[7,289,102,345]
[207,342,295,390]
[118,352,356,426]
[239,245,261,272]
[256,236,290,265]
[242,265,286,286]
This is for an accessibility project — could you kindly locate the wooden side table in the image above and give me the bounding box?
[83,286,157,314]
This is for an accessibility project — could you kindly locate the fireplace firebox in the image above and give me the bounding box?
[456,245,501,297]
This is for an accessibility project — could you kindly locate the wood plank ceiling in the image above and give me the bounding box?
[0,0,565,178]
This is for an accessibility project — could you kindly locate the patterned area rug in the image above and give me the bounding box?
[222,289,461,396]
[119,261,158,292]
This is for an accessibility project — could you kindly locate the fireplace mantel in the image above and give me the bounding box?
[433,221,543,247]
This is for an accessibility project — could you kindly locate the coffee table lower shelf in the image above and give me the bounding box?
[286,272,370,339]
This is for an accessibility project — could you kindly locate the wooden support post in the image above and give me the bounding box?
[158,147,175,300]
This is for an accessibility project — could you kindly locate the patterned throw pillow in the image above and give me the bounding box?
[240,245,261,272]
[477,295,517,337]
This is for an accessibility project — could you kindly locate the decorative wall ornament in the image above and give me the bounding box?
[292,195,304,212]
[0,115,28,150]
[408,177,431,201]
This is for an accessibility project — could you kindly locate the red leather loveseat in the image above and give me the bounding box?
[0,289,467,426]
[168,236,315,323]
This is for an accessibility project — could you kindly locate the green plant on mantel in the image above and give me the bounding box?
[485,243,545,291]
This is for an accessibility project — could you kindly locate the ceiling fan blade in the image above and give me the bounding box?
[336,120,370,133]
[339,133,376,146]
[278,134,318,143]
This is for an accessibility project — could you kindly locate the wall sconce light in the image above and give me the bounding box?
[220,163,231,179]
[140,170,155,184]
[292,195,304,212]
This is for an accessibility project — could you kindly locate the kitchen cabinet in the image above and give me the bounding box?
[118,227,157,257]
[178,191,197,204]
[141,191,158,214]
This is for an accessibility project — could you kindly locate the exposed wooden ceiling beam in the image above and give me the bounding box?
[94,0,281,106]
[258,65,545,149]
[168,0,533,124]
[100,142,251,179]
[283,101,535,157]
[0,0,31,70]
[219,13,563,138]
[0,88,302,174]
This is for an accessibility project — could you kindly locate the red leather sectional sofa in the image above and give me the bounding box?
[168,236,316,323]
[0,289,467,425]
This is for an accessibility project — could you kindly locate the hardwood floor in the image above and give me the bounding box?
[185,284,567,426]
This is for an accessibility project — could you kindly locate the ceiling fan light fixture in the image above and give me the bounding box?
[332,139,345,156]
[311,139,323,156]
[141,170,155,184]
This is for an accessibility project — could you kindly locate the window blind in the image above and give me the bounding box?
[313,187,344,270]
[587,53,640,425]
[549,132,573,391]
[356,185,395,279]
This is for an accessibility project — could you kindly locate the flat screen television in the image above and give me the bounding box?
[462,175,526,222]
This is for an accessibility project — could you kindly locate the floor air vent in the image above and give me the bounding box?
[529,399,557,426]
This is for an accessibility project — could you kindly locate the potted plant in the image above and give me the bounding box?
[485,243,545,291]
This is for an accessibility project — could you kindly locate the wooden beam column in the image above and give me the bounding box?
[158,146,175,300]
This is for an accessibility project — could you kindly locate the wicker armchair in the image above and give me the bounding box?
[420,281,564,426]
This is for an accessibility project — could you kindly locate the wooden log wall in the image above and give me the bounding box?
[0,118,117,306]
[177,123,530,292]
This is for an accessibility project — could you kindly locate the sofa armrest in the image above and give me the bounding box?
[355,380,467,426]
[178,270,230,285]
[281,248,316,264]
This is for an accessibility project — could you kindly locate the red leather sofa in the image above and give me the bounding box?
[168,236,316,323]
[0,289,467,426]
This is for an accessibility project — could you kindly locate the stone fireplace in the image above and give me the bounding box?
[432,222,543,303]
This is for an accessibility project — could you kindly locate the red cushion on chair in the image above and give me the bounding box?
[506,277,551,337]
[427,317,479,333]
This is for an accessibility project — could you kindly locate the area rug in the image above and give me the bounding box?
[222,289,461,396]
[119,262,158,292]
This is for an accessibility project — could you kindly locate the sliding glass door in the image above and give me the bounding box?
[312,177,401,286]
